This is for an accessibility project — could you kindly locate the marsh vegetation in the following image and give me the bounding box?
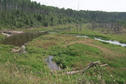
[0,0,126,84]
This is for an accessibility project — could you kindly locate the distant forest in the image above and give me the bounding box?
[0,0,126,29]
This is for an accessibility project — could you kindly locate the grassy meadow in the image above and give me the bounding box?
[0,24,126,84]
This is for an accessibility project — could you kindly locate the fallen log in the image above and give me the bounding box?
[100,64,108,67]
[66,61,107,75]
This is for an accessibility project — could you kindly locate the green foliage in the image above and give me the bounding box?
[48,44,102,69]
[0,0,126,29]
[0,34,5,42]
[0,32,126,83]
[79,65,118,84]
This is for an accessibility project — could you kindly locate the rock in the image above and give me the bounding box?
[11,45,26,54]
[11,47,21,53]
[19,45,26,54]
[1,32,11,37]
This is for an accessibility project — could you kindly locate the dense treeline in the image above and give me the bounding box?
[0,0,126,29]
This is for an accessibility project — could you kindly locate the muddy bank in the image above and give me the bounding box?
[1,31,24,37]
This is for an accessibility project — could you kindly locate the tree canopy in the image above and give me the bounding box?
[0,0,126,29]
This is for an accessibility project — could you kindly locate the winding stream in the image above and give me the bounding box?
[76,35,126,47]
[94,38,126,47]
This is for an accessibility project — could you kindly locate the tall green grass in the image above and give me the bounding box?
[0,26,126,84]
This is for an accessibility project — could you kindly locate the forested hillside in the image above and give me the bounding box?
[0,0,126,29]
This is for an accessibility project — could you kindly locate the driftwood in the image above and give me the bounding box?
[1,31,24,37]
[11,45,26,54]
[11,47,21,53]
[100,64,108,67]
[66,61,107,75]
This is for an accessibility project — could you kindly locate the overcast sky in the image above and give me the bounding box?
[31,0,126,12]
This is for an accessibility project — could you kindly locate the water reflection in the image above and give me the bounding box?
[94,38,126,47]
[76,35,126,47]
[3,31,48,46]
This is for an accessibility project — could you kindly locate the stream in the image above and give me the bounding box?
[76,35,126,47]
[45,56,61,71]
[94,38,126,47]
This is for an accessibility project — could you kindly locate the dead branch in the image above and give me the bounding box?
[66,61,107,75]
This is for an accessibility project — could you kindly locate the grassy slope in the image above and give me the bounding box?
[0,24,126,84]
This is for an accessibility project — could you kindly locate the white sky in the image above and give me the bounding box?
[31,0,126,12]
